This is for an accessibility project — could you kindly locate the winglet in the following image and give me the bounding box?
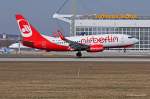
[57,30,65,40]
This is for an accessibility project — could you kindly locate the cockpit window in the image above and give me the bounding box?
[128,36,133,39]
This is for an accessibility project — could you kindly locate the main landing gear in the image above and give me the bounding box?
[76,51,82,57]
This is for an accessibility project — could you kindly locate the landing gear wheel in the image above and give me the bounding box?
[76,52,82,57]
[123,48,126,53]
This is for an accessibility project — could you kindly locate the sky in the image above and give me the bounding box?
[0,0,150,36]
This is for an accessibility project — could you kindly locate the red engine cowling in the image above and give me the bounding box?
[87,45,104,52]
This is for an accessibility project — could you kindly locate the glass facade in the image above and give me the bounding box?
[76,27,150,50]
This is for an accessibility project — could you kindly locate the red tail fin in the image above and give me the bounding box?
[16,14,42,42]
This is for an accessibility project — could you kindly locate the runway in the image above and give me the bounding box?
[0,57,150,62]
[1,51,150,62]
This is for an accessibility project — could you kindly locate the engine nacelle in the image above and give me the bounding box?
[87,45,104,52]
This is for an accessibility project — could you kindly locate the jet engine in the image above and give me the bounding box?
[87,45,104,52]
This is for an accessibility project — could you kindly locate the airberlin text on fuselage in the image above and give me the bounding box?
[81,35,119,44]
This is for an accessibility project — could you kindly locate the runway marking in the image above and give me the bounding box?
[0,58,150,62]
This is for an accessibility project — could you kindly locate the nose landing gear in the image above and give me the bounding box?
[76,51,82,57]
[123,48,126,53]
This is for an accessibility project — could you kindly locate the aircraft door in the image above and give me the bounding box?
[120,35,124,44]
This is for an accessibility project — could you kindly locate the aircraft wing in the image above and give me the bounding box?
[57,31,89,51]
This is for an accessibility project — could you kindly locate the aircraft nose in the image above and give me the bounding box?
[134,38,139,44]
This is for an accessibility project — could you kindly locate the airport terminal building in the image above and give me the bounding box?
[53,13,150,50]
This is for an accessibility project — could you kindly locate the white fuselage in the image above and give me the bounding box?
[43,34,138,48]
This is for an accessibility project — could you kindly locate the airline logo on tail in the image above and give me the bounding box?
[17,19,32,37]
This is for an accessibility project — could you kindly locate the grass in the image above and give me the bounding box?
[0,62,149,99]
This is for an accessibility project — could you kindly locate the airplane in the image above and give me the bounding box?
[0,47,14,54]
[15,14,139,57]
[9,42,29,49]
[9,42,39,51]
